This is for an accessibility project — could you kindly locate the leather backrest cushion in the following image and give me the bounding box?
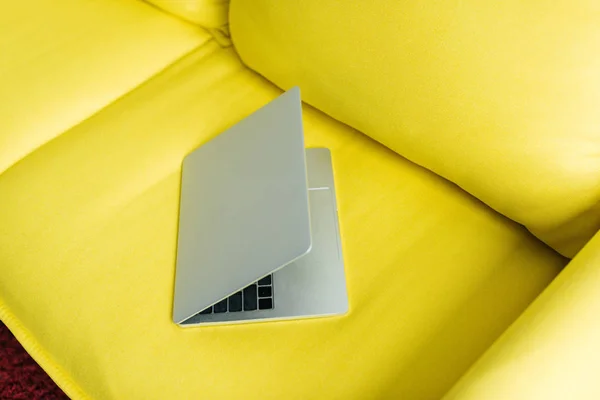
[230,0,600,257]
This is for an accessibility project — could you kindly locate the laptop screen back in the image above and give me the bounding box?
[173,88,311,323]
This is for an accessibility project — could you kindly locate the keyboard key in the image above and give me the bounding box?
[257,275,272,286]
[214,299,228,313]
[243,284,257,311]
[258,286,272,298]
[258,298,273,310]
[228,291,243,312]
[199,306,212,315]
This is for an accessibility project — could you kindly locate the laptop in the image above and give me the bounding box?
[172,88,348,326]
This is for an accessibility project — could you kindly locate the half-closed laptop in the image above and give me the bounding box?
[173,88,348,326]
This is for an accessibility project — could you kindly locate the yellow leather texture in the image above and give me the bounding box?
[230,0,600,258]
[0,0,207,175]
[0,35,565,398]
[445,230,600,400]
[145,0,228,28]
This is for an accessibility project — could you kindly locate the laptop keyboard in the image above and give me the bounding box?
[197,274,274,315]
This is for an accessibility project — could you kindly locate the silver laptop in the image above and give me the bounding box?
[172,88,348,326]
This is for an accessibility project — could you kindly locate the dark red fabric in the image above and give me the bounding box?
[0,321,68,400]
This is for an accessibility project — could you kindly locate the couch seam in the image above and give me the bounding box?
[0,37,214,181]
[140,0,232,47]
[0,299,91,400]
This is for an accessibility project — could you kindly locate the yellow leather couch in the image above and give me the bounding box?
[1,1,599,398]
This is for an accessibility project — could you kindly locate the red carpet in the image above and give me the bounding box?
[0,321,68,399]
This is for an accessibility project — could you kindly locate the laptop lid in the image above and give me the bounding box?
[172,88,312,324]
